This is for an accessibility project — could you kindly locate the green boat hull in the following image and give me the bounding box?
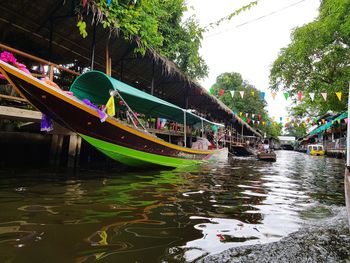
[80,134,205,167]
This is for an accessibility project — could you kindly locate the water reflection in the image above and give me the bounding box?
[0,151,345,262]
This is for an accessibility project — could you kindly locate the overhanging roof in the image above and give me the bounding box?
[0,0,261,137]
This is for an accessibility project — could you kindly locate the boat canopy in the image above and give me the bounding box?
[309,111,347,136]
[70,71,224,127]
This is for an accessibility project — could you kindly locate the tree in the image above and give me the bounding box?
[78,0,259,80]
[270,0,350,118]
[77,0,208,79]
[211,72,282,138]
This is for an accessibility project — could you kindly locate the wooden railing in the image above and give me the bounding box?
[0,43,80,81]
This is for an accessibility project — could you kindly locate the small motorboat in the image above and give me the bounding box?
[256,142,277,162]
[306,144,325,156]
[257,150,276,162]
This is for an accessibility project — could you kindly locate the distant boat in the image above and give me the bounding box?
[0,60,228,168]
[257,151,276,162]
[306,144,325,156]
[256,143,276,162]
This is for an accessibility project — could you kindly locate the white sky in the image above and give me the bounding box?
[185,0,320,119]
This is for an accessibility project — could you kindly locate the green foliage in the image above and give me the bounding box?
[270,0,350,118]
[284,123,307,137]
[78,0,207,80]
[206,1,259,29]
[77,20,88,38]
[211,72,281,138]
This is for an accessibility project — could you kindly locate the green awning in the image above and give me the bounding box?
[309,112,347,136]
[70,71,223,126]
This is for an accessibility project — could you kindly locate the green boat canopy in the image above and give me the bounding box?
[70,71,224,127]
[309,112,347,136]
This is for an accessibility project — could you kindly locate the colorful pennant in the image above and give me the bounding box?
[336,92,342,101]
[321,92,327,101]
[239,91,245,99]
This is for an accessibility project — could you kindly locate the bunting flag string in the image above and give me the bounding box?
[214,89,344,102]
[336,92,342,101]
[309,93,315,101]
[239,91,245,99]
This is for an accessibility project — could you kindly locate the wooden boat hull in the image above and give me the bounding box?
[345,168,350,227]
[257,152,276,162]
[0,61,227,167]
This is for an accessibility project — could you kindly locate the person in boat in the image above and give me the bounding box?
[191,134,210,150]
[263,139,270,153]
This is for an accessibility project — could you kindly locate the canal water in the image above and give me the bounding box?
[0,151,346,262]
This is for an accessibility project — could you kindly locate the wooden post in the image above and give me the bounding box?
[106,41,110,75]
[151,61,155,95]
[183,110,187,148]
[67,134,81,168]
[49,134,63,166]
[48,65,54,81]
[91,22,96,70]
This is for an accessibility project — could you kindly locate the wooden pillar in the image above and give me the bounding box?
[151,61,155,95]
[49,134,63,166]
[91,22,97,70]
[106,41,110,76]
[67,134,81,168]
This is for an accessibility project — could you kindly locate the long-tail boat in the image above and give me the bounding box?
[0,60,228,168]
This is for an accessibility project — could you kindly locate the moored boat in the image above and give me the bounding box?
[307,144,325,156]
[0,60,228,168]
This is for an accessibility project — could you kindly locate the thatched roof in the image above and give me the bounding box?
[0,0,261,137]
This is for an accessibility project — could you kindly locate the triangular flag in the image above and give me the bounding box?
[245,113,249,117]
[258,114,262,120]
[309,93,315,101]
[267,121,271,126]
[271,92,277,100]
[297,91,303,101]
[82,0,87,7]
[260,92,265,100]
[283,92,289,100]
[230,90,235,98]
[336,92,342,101]
[337,119,341,124]
[279,117,283,122]
[247,118,251,123]
[322,119,325,124]
[252,120,255,124]
[219,89,225,96]
[239,112,243,116]
[105,96,115,116]
[345,118,348,124]
[251,91,255,96]
[332,120,334,124]
[252,114,255,118]
[239,91,245,98]
[107,0,112,6]
[286,117,290,122]
[321,92,327,101]
[210,88,214,95]
[257,121,260,125]
[262,121,265,126]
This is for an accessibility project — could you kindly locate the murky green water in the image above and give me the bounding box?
[0,151,345,262]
